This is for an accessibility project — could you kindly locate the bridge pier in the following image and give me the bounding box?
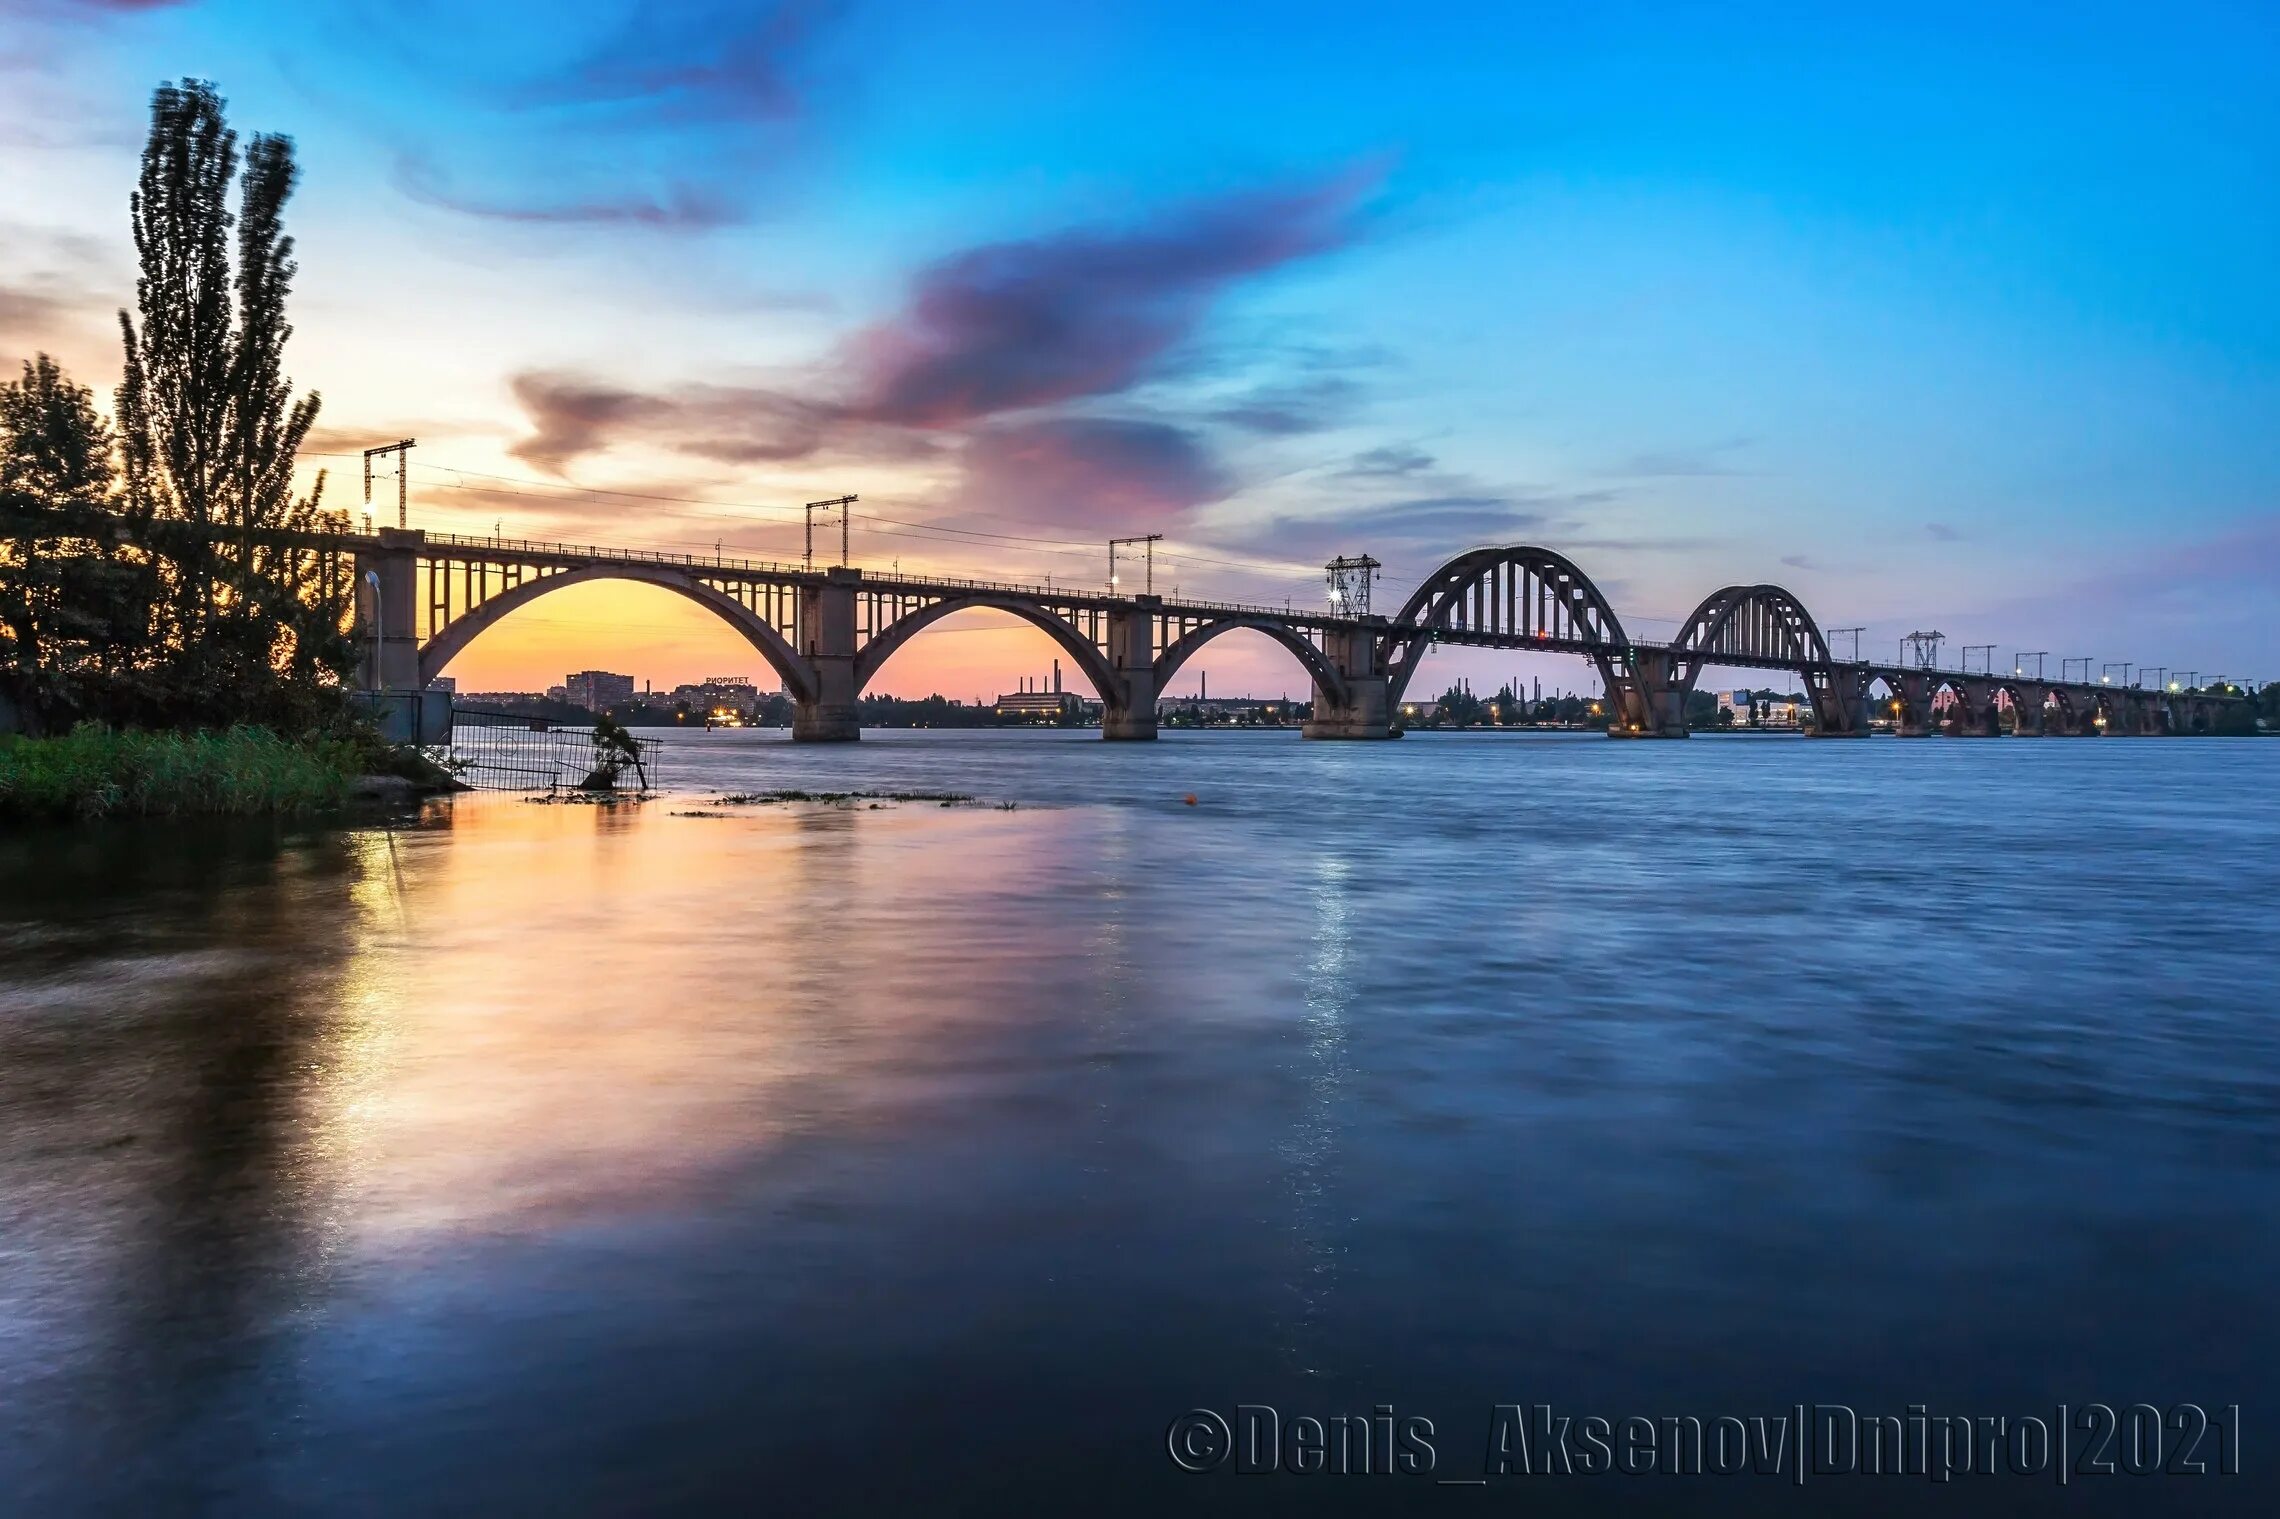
[2011,686,2047,736]
[1888,672,1934,736]
[351,528,425,693]
[793,568,862,742]
[1102,601,1157,740]
[1606,650,1688,738]
[1303,625,1396,738]
[1303,674,1394,738]
[1806,668,1871,736]
[1945,681,2002,736]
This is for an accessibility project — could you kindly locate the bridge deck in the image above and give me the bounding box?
[44,519,2228,712]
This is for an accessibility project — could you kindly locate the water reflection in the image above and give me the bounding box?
[1,732,2276,1515]
[0,821,362,1511]
[1277,854,1354,1376]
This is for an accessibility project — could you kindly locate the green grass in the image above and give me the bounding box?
[0,725,364,822]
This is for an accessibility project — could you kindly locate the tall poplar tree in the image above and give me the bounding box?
[114,79,350,729]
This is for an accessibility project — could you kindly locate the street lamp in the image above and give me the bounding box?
[362,569,383,690]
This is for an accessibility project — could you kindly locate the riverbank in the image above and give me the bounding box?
[0,725,455,822]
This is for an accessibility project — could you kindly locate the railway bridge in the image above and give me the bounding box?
[347,529,2241,742]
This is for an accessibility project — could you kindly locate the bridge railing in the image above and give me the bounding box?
[419,530,811,578]
[868,569,1357,627]
[417,530,1363,627]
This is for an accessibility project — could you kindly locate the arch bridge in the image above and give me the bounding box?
[349,529,1363,742]
[334,527,2239,742]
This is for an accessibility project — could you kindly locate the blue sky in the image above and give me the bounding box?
[2,0,2274,693]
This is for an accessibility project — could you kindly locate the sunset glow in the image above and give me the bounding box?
[5,1,2275,697]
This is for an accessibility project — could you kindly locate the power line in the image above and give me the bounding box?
[373,455,1327,583]
[306,448,1409,601]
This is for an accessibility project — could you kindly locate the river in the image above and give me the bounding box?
[3,729,2275,1515]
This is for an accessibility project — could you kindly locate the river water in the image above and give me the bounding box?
[2,729,2275,1516]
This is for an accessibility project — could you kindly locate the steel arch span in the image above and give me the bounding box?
[1666,583,1857,735]
[1382,545,1634,707]
[1669,584,1833,680]
[416,563,816,700]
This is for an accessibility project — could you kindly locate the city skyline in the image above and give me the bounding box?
[4,0,2275,696]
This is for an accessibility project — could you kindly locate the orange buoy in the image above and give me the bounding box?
[1183,793,1198,806]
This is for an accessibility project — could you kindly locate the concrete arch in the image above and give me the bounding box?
[854,593,1123,703]
[417,564,815,700]
[1988,682,2041,731]
[1926,675,2000,735]
[2079,685,2137,733]
[1863,672,1911,720]
[1153,618,1347,708]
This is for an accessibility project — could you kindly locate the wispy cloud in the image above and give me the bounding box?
[0,0,194,75]
[504,171,1380,539]
[393,155,743,231]
[1221,470,1624,570]
[510,173,1374,462]
[1208,374,1364,436]
[1,0,194,18]
[838,173,1377,428]
[1909,513,2280,671]
[0,281,75,340]
[509,373,861,472]
[951,418,1226,531]
[0,230,120,369]
[508,0,828,125]
[300,0,842,229]
[1339,443,1434,477]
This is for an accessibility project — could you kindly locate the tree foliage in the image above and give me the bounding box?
[1,79,354,736]
[0,359,157,729]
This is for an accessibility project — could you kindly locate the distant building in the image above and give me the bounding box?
[427,675,456,695]
[670,675,762,716]
[545,685,570,704]
[996,660,1085,722]
[1717,690,1804,726]
[995,690,1082,722]
[564,670,635,711]
[1159,695,1299,723]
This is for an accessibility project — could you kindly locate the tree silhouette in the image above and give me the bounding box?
[114,79,351,729]
[1,358,156,730]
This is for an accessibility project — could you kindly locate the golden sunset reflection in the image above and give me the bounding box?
[309,796,1113,1244]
